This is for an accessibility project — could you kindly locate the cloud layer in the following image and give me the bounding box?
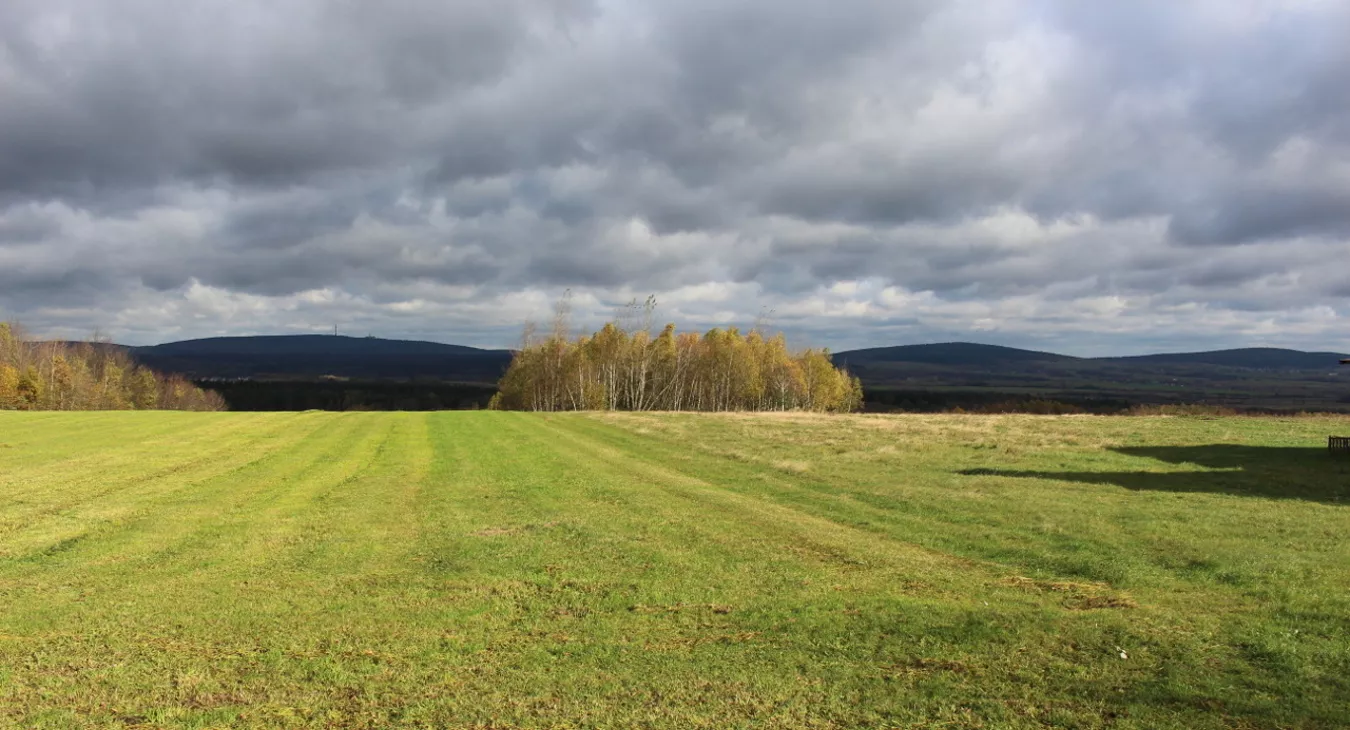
[2,0,1348,354]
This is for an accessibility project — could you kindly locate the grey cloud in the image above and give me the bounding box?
[1169,186,1350,247]
[2,0,1348,352]
[654,0,938,125]
[0,0,597,194]
[0,205,64,245]
[0,266,123,307]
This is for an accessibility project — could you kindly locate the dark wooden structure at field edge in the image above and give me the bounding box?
[1334,359,1350,454]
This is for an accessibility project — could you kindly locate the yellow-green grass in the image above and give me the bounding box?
[0,411,1347,729]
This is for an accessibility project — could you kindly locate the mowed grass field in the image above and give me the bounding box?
[1,412,1348,729]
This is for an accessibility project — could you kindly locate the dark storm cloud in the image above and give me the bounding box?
[1169,185,1350,247]
[0,0,597,193]
[1,0,1347,351]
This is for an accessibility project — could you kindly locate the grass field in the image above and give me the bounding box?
[1,411,1348,729]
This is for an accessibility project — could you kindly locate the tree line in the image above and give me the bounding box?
[490,297,862,412]
[0,323,225,411]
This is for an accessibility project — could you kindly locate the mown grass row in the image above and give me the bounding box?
[0,411,1346,728]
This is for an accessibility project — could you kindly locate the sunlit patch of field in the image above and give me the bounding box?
[0,411,1347,729]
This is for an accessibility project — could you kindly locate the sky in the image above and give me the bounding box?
[1,0,1348,355]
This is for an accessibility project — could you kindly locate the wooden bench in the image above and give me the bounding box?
[1333,360,1350,452]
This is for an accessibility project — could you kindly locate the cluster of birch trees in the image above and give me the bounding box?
[0,323,225,411]
[490,298,863,412]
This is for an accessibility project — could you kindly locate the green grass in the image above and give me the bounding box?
[1,411,1348,729]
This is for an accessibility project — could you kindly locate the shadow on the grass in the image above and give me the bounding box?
[962,445,1350,504]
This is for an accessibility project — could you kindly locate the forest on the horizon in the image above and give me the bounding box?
[4,314,1347,413]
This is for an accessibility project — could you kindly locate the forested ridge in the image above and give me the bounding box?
[491,299,862,412]
[0,323,224,411]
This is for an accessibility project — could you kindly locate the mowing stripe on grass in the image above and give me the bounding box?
[0,411,1345,729]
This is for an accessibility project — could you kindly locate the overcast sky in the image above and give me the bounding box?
[2,0,1348,355]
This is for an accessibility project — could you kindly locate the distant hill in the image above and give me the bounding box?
[58,334,1347,412]
[835,342,1078,366]
[128,335,513,382]
[141,335,491,357]
[835,342,1348,370]
[1101,348,1350,370]
[123,336,1346,382]
[829,341,1350,413]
